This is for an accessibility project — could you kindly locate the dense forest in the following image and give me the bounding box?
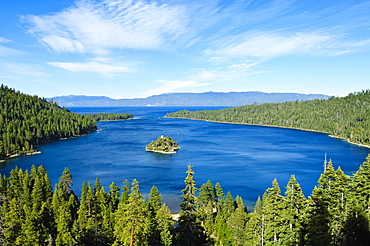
[86,113,134,122]
[2,84,370,245]
[167,90,370,147]
[0,85,97,160]
[1,156,370,245]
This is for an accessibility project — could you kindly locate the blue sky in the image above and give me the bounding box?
[1,0,370,99]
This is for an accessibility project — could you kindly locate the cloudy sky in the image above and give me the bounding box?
[1,0,370,99]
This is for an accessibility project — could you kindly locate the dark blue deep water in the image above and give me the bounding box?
[1,107,369,212]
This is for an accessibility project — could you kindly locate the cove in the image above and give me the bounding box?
[1,106,369,212]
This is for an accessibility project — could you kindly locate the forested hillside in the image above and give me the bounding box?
[167,90,370,147]
[1,156,370,245]
[0,85,97,160]
[86,112,134,121]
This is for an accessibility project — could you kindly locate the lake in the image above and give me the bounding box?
[1,106,369,212]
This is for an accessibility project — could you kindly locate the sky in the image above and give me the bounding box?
[1,0,370,99]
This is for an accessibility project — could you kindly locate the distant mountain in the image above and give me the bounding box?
[50,91,331,107]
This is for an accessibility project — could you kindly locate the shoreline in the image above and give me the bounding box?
[0,129,97,162]
[1,150,42,162]
[96,118,133,122]
[146,148,178,154]
[166,116,370,149]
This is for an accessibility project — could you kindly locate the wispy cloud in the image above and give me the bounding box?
[200,0,370,62]
[22,0,189,54]
[0,37,11,43]
[48,59,133,76]
[0,61,48,77]
[209,31,333,59]
[0,37,22,57]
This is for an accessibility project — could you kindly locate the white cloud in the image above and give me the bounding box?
[22,0,188,54]
[48,60,133,76]
[228,62,258,70]
[213,31,333,59]
[0,37,11,43]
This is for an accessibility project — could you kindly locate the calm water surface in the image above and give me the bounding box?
[1,107,369,212]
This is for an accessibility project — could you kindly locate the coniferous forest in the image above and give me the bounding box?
[166,90,370,147]
[86,113,134,122]
[0,85,97,160]
[1,85,370,245]
[1,157,370,245]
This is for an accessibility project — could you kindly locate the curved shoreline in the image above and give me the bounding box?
[0,130,97,162]
[166,116,370,149]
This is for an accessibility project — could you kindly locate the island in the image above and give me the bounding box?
[146,135,180,154]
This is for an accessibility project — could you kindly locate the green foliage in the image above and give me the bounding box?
[0,84,97,159]
[167,89,370,147]
[146,135,180,154]
[2,155,370,245]
[176,165,208,245]
[86,113,133,122]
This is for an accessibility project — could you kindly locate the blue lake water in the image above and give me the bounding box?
[1,106,369,212]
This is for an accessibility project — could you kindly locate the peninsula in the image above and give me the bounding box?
[146,135,180,154]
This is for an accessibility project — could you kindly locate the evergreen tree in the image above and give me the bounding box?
[147,185,174,246]
[114,179,148,246]
[351,154,370,217]
[176,165,207,245]
[213,191,234,245]
[52,168,78,246]
[155,204,175,246]
[245,196,263,245]
[261,179,284,245]
[303,187,332,246]
[280,175,306,245]
[76,181,96,245]
[227,196,248,245]
[346,154,370,245]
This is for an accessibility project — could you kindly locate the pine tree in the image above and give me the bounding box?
[155,204,175,246]
[346,154,370,245]
[245,196,263,245]
[279,175,306,245]
[3,198,23,245]
[261,179,284,245]
[351,154,370,216]
[147,185,174,246]
[227,196,248,245]
[53,168,78,246]
[114,179,149,246]
[199,180,217,205]
[76,181,96,245]
[213,191,234,245]
[304,187,332,246]
[176,165,207,245]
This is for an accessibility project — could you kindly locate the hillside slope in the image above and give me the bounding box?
[167,90,370,147]
[0,85,97,160]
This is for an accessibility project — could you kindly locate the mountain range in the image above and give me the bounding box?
[50,91,331,107]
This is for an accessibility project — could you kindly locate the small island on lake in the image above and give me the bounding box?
[146,135,180,154]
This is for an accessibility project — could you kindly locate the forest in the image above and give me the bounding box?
[86,113,134,122]
[166,90,370,147]
[0,85,97,160]
[1,156,370,245]
[1,84,370,245]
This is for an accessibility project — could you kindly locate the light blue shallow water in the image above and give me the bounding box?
[1,107,369,212]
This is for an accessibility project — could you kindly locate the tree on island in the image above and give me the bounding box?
[146,136,180,154]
